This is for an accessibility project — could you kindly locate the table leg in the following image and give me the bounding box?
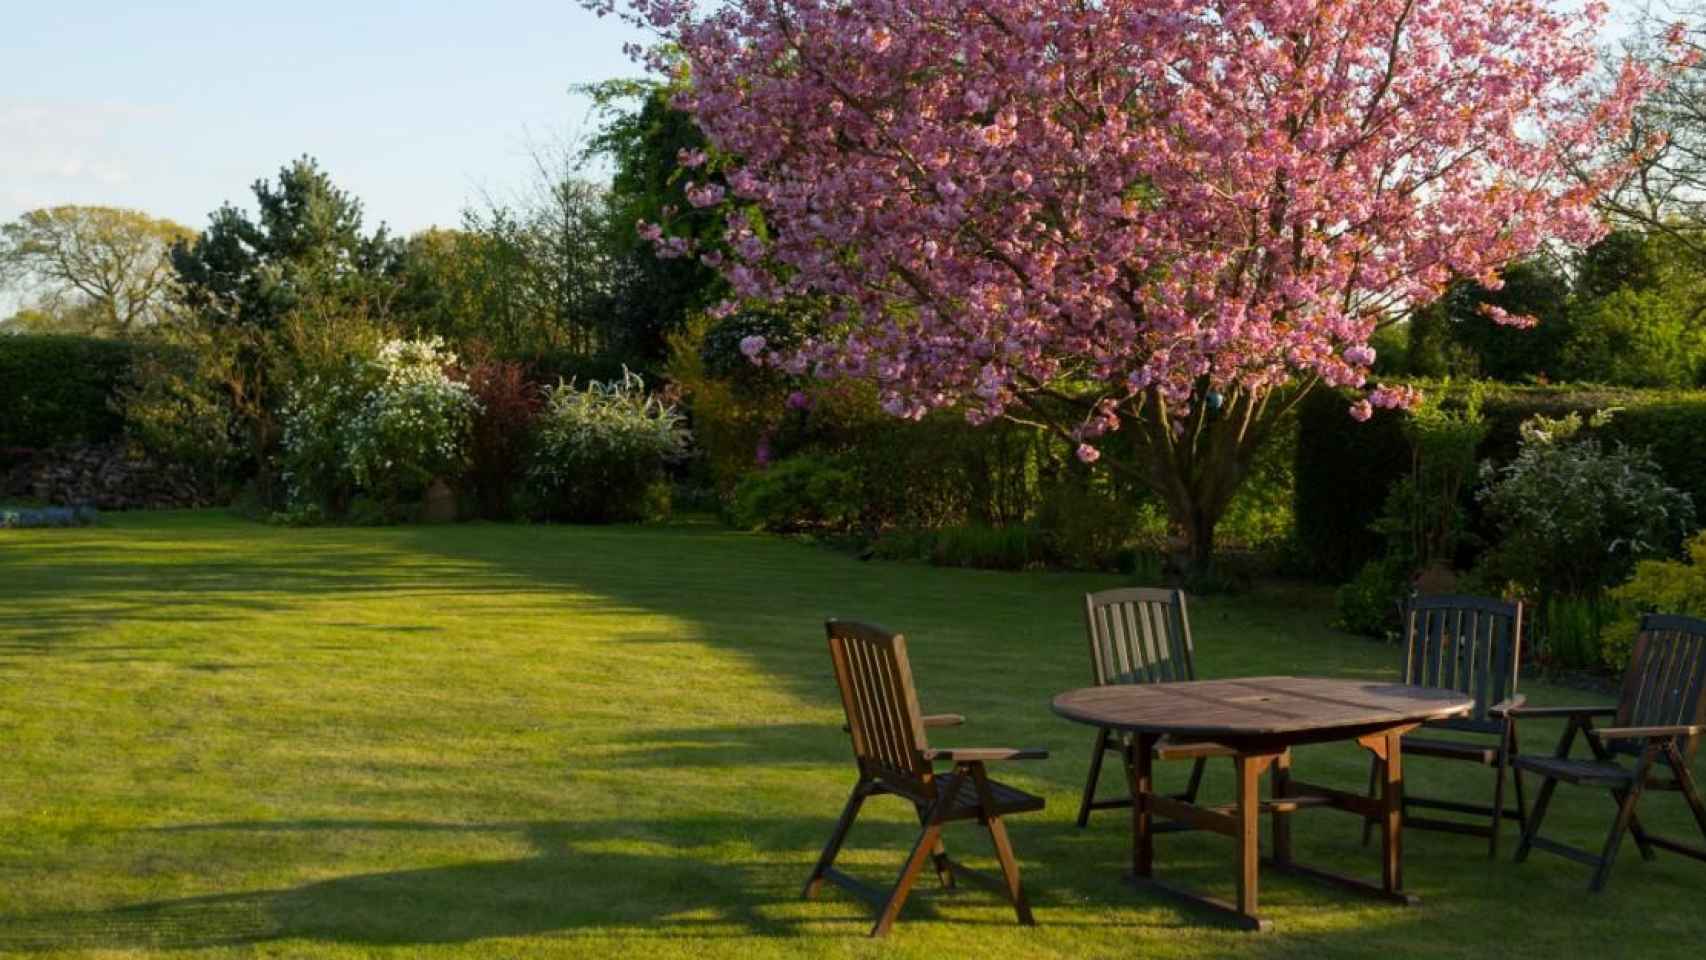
[1379,730,1404,894]
[1128,733,1156,878]
[1235,753,1261,918]
[1272,729,1419,908]
[1271,750,1293,866]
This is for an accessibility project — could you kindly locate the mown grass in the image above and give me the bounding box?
[0,511,1701,958]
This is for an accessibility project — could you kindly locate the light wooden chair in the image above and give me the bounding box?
[804,619,1048,937]
[1510,613,1706,891]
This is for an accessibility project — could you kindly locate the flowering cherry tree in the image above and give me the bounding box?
[589,0,1667,571]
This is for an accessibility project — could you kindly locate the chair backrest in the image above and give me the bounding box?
[1083,588,1195,686]
[824,619,934,790]
[1612,613,1706,762]
[1401,595,1523,734]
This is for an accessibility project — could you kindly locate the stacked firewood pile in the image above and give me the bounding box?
[2,444,212,510]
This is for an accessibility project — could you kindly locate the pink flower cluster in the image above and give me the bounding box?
[593,0,1663,433]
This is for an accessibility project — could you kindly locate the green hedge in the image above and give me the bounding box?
[1294,389,1413,580]
[1296,381,1706,580]
[0,335,138,448]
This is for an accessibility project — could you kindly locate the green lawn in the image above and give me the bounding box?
[1,512,1701,958]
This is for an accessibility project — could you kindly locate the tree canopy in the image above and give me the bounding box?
[0,205,193,336]
[170,156,403,331]
[596,0,1666,570]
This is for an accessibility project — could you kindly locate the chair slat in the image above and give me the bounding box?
[1611,616,1706,761]
[826,620,933,787]
[1083,588,1197,691]
[1403,595,1523,729]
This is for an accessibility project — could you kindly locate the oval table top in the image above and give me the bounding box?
[1051,676,1474,743]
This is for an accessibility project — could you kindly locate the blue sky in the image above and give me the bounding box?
[1,2,649,237]
[3,0,1645,245]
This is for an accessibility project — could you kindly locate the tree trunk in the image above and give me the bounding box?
[1120,384,1310,585]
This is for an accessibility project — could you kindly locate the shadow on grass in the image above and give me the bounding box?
[0,816,1154,951]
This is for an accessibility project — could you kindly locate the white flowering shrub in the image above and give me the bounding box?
[1477,410,1695,601]
[526,369,689,522]
[279,337,478,516]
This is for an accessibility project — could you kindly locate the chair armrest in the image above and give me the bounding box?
[1596,724,1706,741]
[1487,694,1527,718]
[843,712,966,734]
[923,747,1049,762]
[1500,704,1617,719]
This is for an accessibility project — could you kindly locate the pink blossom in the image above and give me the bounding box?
[1344,345,1377,367]
[1478,303,1539,328]
[1349,399,1375,423]
[1076,443,1101,464]
[685,182,725,207]
[598,0,1661,430]
[1370,384,1424,410]
[677,148,708,168]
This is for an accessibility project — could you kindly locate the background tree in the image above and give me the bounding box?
[171,156,404,331]
[0,205,193,337]
[582,80,725,363]
[602,0,1665,574]
[400,145,615,356]
[1406,260,1575,381]
[1596,7,1706,265]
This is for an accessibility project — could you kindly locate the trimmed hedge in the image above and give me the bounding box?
[1296,381,1706,580]
[0,335,138,448]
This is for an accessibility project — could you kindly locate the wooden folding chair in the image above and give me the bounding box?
[804,619,1048,938]
[1360,595,1528,857]
[1511,613,1706,891]
[1075,588,1240,828]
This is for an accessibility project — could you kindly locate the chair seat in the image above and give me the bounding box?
[1513,755,1634,786]
[934,772,1046,821]
[1400,736,1500,765]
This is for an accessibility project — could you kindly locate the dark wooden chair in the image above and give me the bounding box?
[1075,587,1238,828]
[805,619,1048,937]
[1509,613,1706,891]
[1359,595,1528,857]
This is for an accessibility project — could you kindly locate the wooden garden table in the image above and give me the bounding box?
[1051,676,1475,932]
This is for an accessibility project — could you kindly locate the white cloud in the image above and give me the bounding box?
[0,99,164,217]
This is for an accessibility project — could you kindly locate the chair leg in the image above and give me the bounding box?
[1510,726,1529,838]
[1490,739,1511,860]
[1591,769,1651,892]
[1076,727,1110,828]
[968,760,1036,926]
[1624,792,1659,863]
[871,806,945,937]
[914,800,954,888]
[804,780,871,899]
[985,814,1035,926]
[1515,774,1559,864]
[1672,742,1706,842]
[1182,756,1208,804]
[1360,752,1381,847]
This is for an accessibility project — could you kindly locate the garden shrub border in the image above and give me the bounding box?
[1296,381,1706,580]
